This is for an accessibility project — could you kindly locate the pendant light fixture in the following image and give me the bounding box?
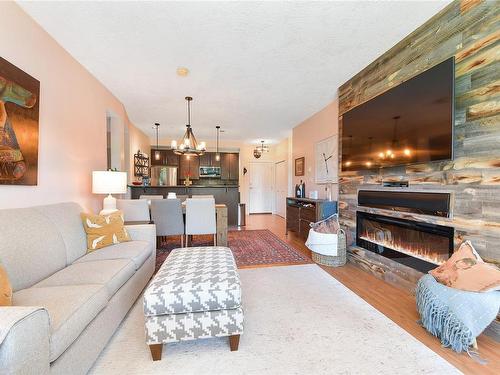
[215,125,221,161]
[253,140,269,159]
[153,122,160,160]
[171,96,206,156]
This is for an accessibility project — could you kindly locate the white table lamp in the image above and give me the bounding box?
[92,171,127,215]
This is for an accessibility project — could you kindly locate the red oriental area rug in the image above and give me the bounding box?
[155,229,312,272]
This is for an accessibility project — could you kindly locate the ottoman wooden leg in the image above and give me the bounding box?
[229,334,240,351]
[149,343,163,361]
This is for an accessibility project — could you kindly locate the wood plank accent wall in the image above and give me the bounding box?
[337,0,500,292]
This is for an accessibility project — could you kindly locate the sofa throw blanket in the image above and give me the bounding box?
[416,274,500,354]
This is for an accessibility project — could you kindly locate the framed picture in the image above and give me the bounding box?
[315,136,338,183]
[295,157,305,176]
[0,57,40,185]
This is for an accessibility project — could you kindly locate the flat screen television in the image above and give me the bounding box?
[341,57,454,172]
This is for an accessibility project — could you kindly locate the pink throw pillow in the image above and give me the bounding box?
[429,241,500,292]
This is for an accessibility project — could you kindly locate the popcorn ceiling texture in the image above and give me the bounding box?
[19,1,447,142]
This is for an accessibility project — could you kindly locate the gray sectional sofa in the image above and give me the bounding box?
[0,202,156,374]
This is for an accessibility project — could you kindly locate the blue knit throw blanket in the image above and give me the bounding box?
[416,274,500,353]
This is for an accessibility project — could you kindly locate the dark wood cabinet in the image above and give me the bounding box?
[179,155,200,180]
[150,149,179,167]
[199,152,221,168]
[286,197,337,240]
[220,153,230,179]
[166,150,179,166]
[199,153,211,167]
[151,150,237,181]
[286,205,300,233]
[211,153,221,168]
[221,153,239,180]
[228,153,239,179]
[150,149,163,166]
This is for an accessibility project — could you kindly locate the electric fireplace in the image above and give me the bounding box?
[356,211,454,273]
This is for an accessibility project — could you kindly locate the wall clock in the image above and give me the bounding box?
[315,136,338,183]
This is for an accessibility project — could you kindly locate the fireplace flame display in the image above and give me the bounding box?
[359,219,450,265]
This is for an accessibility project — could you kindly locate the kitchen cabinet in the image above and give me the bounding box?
[179,155,200,180]
[199,152,221,168]
[166,150,179,166]
[150,149,164,166]
[150,149,179,167]
[221,153,239,180]
[228,153,239,179]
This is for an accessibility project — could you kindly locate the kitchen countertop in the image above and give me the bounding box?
[128,184,239,188]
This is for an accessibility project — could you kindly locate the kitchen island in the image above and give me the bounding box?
[128,185,240,226]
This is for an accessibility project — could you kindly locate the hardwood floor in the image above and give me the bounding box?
[242,214,500,375]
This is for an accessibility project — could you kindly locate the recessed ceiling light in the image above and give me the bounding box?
[176,67,189,77]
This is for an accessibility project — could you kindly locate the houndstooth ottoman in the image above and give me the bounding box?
[143,246,244,360]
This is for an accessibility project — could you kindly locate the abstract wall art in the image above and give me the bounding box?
[0,57,39,185]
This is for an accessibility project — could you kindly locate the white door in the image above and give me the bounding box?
[249,163,274,213]
[275,160,287,218]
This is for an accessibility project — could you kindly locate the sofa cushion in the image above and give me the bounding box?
[13,284,109,362]
[33,259,135,297]
[144,246,241,316]
[33,202,88,265]
[73,241,152,270]
[0,207,67,291]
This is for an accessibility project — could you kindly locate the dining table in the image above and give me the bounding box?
[124,203,228,247]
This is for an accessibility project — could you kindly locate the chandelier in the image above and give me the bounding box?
[171,96,206,156]
[253,140,269,159]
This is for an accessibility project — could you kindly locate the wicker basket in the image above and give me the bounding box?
[311,229,347,267]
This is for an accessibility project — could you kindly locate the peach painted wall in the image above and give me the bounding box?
[0,2,149,212]
[127,123,151,183]
[292,99,339,200]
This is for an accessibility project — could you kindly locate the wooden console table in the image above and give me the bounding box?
[286,197,337,240]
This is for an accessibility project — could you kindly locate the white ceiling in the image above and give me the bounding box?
[19,1,449,144]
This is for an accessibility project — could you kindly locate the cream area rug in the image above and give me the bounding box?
[90,264,460,374]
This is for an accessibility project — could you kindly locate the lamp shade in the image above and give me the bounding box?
[92,171,127,194]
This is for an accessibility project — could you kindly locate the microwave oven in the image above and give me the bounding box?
[199,166,221,178]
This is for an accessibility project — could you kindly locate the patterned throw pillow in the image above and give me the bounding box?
[0,261,12,306]
[81,211,131,252]
[430,241,500,292]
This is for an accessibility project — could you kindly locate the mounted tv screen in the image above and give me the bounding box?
[341,57,454,172]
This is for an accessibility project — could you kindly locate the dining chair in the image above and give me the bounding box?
[185,198,216,246]
[150,198,185,247]
[139,194,163,206]
[191,195,214,199]
[177,195,188,203]
[116,199,150,222]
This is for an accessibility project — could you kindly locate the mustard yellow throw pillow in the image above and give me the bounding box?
[81,211,131,252]
[0,261,12,306]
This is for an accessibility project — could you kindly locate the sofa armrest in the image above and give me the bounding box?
[126,223,157,256]
[0,307,50,375]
